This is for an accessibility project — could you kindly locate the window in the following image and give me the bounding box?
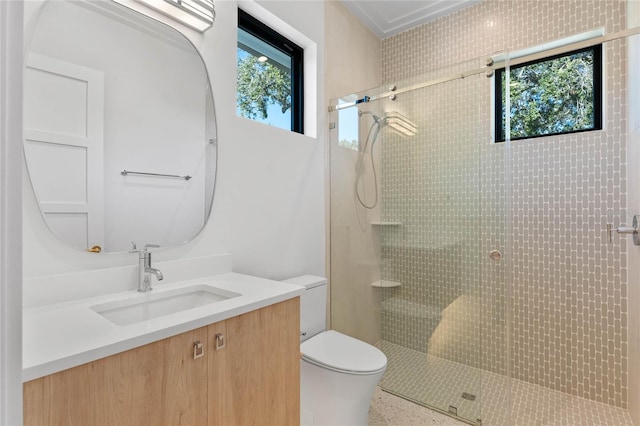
[237,9,304,133]
[495,45,602,142]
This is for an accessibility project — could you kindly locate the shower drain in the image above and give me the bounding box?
[462,392,477,401]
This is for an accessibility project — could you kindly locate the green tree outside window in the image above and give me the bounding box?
[237,52,291,120]
[497,45,601,141]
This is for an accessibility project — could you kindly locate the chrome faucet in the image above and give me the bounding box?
[134,243,163,292]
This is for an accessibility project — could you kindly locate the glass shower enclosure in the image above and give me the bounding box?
[330,28,635,425]
[329,53,510,425]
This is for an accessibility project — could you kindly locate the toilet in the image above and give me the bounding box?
[284,276,387,426]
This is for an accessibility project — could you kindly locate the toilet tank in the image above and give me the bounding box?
[283,275,327,342]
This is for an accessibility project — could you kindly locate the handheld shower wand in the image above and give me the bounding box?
[354,112,384,209]
[354,111,417,209]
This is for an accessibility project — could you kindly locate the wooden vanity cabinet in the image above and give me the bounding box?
[24,326,208,426]
[217,297,300,426]
[24,298,300,426]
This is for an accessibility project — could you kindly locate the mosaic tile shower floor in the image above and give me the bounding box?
[378,342,633,426]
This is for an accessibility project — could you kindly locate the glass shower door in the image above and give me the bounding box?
[375,55,509,425]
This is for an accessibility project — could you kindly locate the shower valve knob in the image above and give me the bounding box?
[607,215,640,245]
[489,250,503,261]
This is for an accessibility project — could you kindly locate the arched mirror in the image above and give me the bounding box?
[24,0,217,253]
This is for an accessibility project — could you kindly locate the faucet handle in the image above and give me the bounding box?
[129,241,138,253]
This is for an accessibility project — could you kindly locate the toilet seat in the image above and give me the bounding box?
[300,330,387,375]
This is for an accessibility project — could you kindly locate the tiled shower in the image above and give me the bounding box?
[329,1,637,424]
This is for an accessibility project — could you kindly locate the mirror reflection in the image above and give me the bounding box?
[24,0,217,253]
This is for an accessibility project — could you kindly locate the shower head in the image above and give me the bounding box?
[359,110,417,136]
[358,110,382,124]
[381,112,417,136]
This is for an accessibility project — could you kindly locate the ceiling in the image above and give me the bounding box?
[339,0,482,39]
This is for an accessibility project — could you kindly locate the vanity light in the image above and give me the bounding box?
[133,0,215,32]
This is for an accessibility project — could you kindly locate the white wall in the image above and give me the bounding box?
[0,1,24,424]
[228,0,326,280]
[22,0,325,299]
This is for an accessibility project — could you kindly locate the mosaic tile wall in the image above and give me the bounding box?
[379,0,628,409]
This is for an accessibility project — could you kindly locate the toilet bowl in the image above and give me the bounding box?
[301,330,387,425]
[284,276,388,426]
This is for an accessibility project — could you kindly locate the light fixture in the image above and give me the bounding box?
[257,56,268,63]
[134,0,215,32]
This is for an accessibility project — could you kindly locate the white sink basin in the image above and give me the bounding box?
[91,284,241,326]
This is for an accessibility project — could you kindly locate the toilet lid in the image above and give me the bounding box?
[300,330,387,374]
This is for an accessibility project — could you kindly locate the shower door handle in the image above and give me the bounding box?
[607,215,640,245]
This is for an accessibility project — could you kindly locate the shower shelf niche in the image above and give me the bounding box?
[371,280,401,288]
[370,222,402,226]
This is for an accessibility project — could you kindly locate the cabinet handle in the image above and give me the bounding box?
[215,333,225,350]
[193,341,204,359]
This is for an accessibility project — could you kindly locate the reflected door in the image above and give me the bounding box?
[24,53,105,250]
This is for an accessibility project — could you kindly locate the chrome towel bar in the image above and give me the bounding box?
[121,169,192,181]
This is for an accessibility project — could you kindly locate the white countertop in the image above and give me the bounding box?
[23,272,304,382]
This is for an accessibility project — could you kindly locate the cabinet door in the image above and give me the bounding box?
[23,377,48,426]
[207,320,227,426]
[221,298,300,426]
[24,327,208,426]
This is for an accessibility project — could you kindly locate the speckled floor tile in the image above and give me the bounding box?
[369,387,464,426]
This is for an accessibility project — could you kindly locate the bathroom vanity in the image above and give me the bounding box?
[23,274,303,426]
[21,2,303,424]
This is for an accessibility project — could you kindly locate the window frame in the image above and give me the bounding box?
[237,8,304,134]
[494,44,603,142]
